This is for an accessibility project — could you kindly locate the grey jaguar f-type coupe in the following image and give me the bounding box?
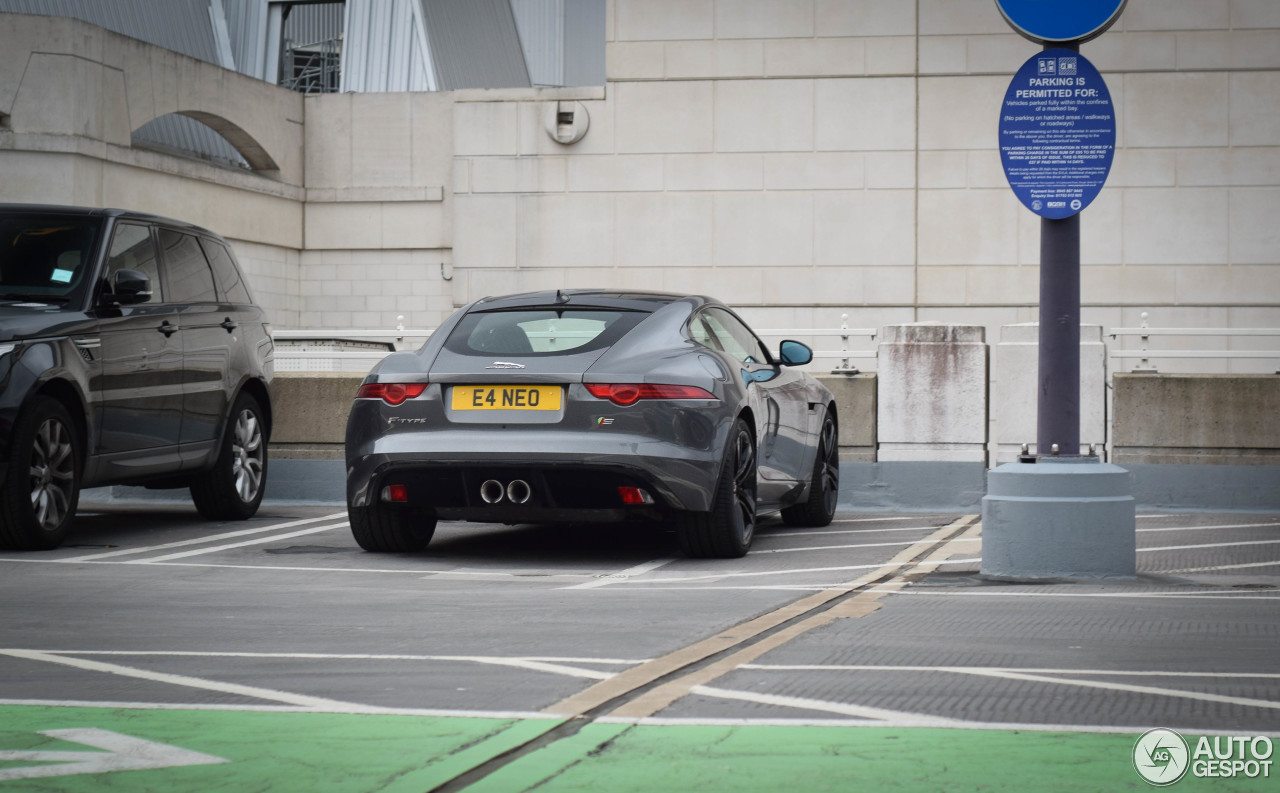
[344,290,839,558]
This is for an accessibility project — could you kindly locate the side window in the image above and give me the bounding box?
[159,229,218,303]
[702,308,770,365]
[199,238,252,304]
[104,223,163,302]
[689,314,722,351]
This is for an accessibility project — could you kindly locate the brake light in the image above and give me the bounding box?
[357,383,428,406]
[618,486,655,505]
[584,383,717,407]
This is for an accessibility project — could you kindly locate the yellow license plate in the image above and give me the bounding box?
[452,385,562,411]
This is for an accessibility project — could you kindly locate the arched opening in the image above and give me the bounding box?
[131,111,279,174]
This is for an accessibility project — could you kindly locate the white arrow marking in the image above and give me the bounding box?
[0,728,228,781]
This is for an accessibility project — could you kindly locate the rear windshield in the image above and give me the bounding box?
[445,308,648,357]
[0,213,102,306]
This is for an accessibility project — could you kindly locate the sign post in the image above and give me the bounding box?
[981,0,1135,580]
[998,47,1116,455]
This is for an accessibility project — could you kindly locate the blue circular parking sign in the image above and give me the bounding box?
[996,0,1127,44]
[999,49,1116,219]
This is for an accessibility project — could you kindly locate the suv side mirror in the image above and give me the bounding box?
[104,269,152,305]
[778,340,813,366]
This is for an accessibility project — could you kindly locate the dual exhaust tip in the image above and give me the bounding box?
[480,479,531,505]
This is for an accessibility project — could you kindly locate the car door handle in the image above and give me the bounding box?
[157,321,178,337]
[220,318,238,332]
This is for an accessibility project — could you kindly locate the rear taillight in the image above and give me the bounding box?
[583,383,717,407]
[357,383,428,406]
[382,484,408,503]
[618,486,655,505]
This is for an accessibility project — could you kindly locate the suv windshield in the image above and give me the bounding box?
[0,214,101,306]
[445,309,648,356]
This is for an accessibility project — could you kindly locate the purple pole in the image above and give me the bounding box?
[1037,213,1081,456]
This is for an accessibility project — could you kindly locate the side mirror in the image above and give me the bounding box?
[778,340,813,366]
[104,269,152,305]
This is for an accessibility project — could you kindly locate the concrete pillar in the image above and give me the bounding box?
[815,373,877,461]
[982,458,1136,580]
[876,322,988,463]
[992,323,1107,464]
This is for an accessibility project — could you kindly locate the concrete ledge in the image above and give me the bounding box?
[837,462,988,511]
[1114,374,1280,465]
[269,373,362,459]
[1126,463,1280,511]
[816,373,875,461]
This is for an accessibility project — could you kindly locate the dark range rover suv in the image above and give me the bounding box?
[0,205,274,550]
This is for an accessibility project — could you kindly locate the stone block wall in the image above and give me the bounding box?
[1112,373,1280,464]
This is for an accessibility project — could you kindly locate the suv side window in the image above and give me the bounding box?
[159,229,217,304]
[701,308,770,365]
[105,223,163,302]
[199,238,251,304]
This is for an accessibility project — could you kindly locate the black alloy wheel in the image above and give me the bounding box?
[782,410,839,527]
[0,397,81,550]
[679,417,757,558]
[192,392,268,520]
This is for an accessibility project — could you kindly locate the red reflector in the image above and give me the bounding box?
[357,382,427,406]
[382,484,408,503]
[618,486,653,505]
[584,383,716,407]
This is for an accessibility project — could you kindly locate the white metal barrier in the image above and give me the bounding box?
[1107,312,1280,372]
[271,314,878,372]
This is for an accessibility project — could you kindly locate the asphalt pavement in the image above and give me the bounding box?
[0,499,1276,792]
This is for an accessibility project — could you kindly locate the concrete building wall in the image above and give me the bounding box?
[0,2,1276,359]
[449,0,1280,363]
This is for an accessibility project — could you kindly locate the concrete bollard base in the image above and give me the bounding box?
[981,457,1136,580]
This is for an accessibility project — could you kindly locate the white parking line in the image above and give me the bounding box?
[1159,560,1280,574]
[29,650,648,665]
[2,648,642,688]
[0,649,364,710]
[953,667,1280,711]
[760,525,946,538]
[132,523,350,563]
[745,664,1280,679]
[564,558,678,590]
[751,537,980,555]
[711,665,1280,716]
[826,517,930,524]
[866,588,1280,601]
[56,513,348,562]
[687,684,971,727]
[0,698,558,720]
[1138,522,1280,533]
[1142,538,1280,553]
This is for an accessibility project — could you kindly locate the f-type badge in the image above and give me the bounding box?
[485,361,526,369]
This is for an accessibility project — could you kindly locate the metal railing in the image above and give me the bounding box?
[753,314,876,372]
[271,315,878,373]
[1107,312,1280,372]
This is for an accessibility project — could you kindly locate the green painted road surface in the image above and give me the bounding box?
[1,706,1274,792]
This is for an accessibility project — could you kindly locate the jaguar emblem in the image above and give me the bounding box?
[485,361,526,369]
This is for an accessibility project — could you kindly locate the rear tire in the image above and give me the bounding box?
[349,502,437,552]
[678,418,756,559]
[781,409,839,528]
[191,392,267,520]
[0,397,82,550]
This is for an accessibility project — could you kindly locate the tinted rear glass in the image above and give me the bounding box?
[445,309,648,357]
[0,213,101,305]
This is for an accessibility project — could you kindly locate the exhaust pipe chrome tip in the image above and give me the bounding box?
[480,479,505,504]
[506,479,532,505]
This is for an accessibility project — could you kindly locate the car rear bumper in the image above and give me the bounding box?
[346,428,726,517]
